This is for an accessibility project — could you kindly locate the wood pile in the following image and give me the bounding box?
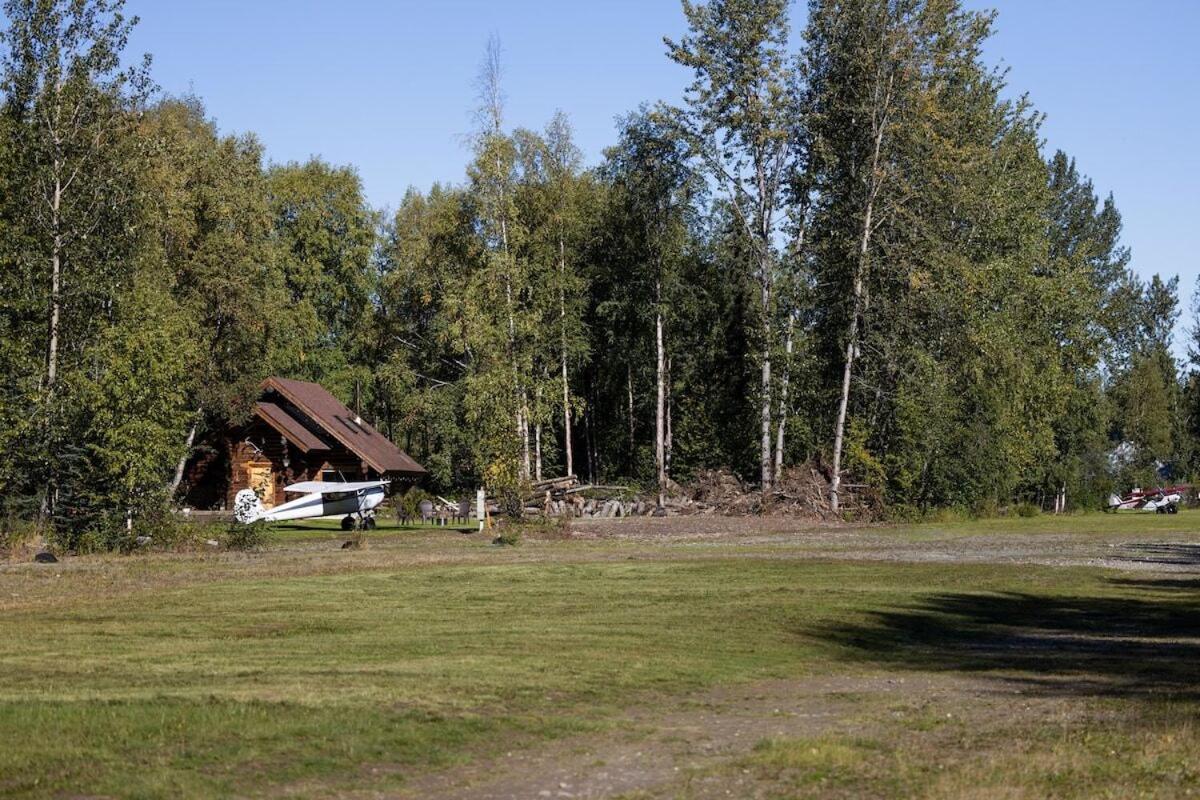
[513,464,872,521]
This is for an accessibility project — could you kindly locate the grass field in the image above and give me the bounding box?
[3,513,1200,798]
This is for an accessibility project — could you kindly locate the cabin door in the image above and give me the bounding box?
[247,464,275,508]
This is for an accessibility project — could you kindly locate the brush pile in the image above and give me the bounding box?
[518,463,875,521]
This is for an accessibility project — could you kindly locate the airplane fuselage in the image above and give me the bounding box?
[257,486,386,523]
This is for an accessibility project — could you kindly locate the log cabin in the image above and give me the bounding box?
[179,377,425,510]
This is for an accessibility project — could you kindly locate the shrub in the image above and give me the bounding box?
[483,457,526,519]
[0,515,39,557]
[70,505,204,554]
[1015,502,1041,518]
[926,506,972,524]
[492,528,521,547]
[225,521,268,550]
[397,487,430,522]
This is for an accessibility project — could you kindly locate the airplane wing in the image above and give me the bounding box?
[283,480,391,494]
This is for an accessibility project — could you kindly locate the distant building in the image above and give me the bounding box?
[180,377,425,510]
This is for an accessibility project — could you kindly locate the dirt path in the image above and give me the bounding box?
[569,517,1200,572]
[387,672,1041,800]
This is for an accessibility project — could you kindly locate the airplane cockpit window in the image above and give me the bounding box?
[325,491,352,502]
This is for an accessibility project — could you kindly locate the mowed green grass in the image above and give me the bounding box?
[2,515,1200,798]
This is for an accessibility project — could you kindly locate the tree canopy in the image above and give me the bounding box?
[0,0,1189,548]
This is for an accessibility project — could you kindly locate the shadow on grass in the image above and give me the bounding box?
[823,582,1200,697]
[1112,543,1200,568]
[268,520,476,536]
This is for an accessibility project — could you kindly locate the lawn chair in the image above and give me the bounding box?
[456,498,471,524]
[419,499,435,525]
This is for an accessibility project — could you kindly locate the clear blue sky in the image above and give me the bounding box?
[123,0,1200,352]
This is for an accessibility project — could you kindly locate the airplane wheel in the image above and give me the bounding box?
[364,517,377,530]
[1156,507,1166,515]
[1169,505,1179,514]
[340,515,355,531]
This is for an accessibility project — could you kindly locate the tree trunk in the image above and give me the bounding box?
[760,260,772,491]
[520,399,531,481]
[831,85,889,514]
[655,280,666,508]
[46,162,64,392]
[585,378,597,483]
[665,356,673,480]
[831,266,864,514]
[515,403,525,479]
[627,363,635,463]
[534,421,543,483]
[774,310,796,482]
[559,239,574,478]
[169,420,199,498]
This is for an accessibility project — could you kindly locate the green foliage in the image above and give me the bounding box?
[491,526,522,546]
[0,0,1185,526]
[1015,502,1042,518]
[483,457,525,518]
[224,521,268,551]
[396,487,430,521]
[78,278,196,530]
[266,158,379,394]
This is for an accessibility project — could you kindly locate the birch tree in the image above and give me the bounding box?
[602,109,701,505]
[802,0,916,511]
[1,0,151,515]
[542,113,589,480]
[464,36,535,497]
[666,0,793,490]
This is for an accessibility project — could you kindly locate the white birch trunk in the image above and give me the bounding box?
[655,280,666,508]
[759,254,773,491]
[665,356,673,480]
[169,421,199,497]
[47,207,61,390]
[831,79,890,514]
[627,364,635,459]
[559,239,574,478]
[534,421,542,483]
[773,311,796,482]
[520,399,531,481]
[830,256,865,514]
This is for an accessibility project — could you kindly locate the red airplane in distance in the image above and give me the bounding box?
[1107,485,1187,514]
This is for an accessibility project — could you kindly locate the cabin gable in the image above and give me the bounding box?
[179,377,424,510]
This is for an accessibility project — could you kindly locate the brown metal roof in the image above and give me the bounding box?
[254,401,330,453]
[262,377,426,475]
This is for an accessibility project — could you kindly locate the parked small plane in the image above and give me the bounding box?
[1106,485,1185,514]
[234,480,388,529]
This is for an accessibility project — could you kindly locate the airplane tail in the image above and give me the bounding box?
[1106,493,1122,509]
[233,489,265,524]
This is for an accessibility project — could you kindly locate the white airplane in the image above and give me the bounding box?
[234,480,389,529]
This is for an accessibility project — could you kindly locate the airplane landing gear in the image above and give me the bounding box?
[340,514,378,530]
